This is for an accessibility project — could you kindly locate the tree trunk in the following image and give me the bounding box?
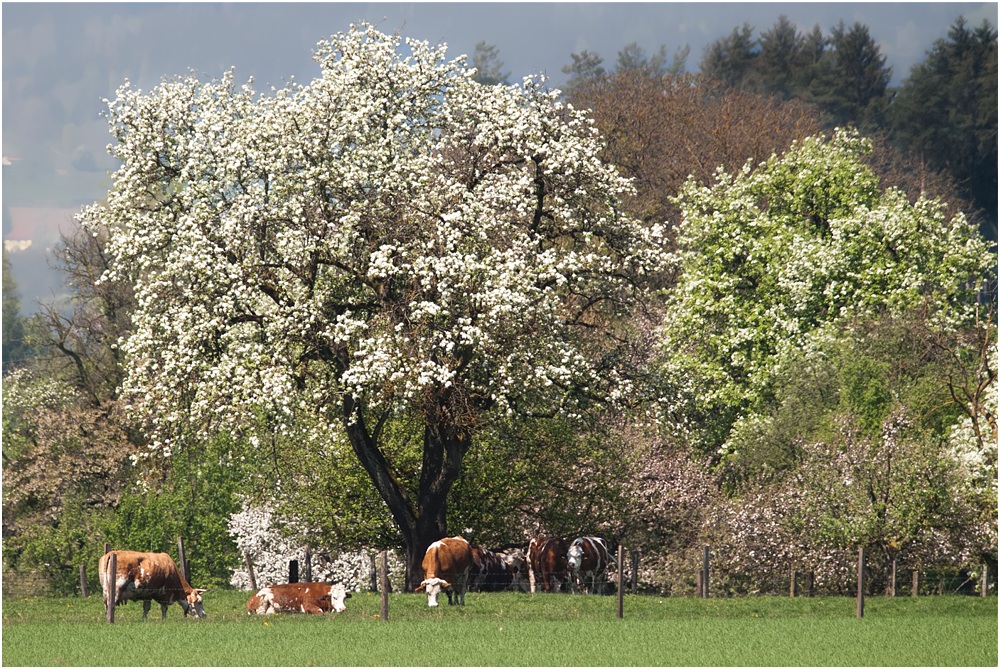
[341,394,469,591]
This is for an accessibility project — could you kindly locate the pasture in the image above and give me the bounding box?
[2,590,996,666]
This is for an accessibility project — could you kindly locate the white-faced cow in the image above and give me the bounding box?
[498,548,530,593]
[246,582,351,615]
[528,536,569,593]
[469,546,529,592]
[99,550,207,620]
[566,536,613,594]
[415,535,472,607]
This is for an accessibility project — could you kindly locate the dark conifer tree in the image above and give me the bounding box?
[889,18,998,240]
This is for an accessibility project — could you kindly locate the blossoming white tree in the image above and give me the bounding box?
[80,25,664,585]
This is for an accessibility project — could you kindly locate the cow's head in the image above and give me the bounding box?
[181,588,208,618]
[415,577,451,607]
[567,543,584,573]
[329,584,351,613]
[501,549,527,574]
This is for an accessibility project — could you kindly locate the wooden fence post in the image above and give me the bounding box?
[982,563,989,597]
[79,564,89,598]
[106,552,117,624]
[289,559,299,583]
[696,570,703,597]
[702,545,710,599]
[616,544,624,619]
[911,569,919,596]
[790,566,796,598]
[176,536,189,584]
[888,558,896,597]
[379,550,389,622]
[104,542,111,556]
[244,551,258,592]
[856,546,865,619]
[304,547,312,583]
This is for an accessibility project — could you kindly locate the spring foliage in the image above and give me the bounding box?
[659,129,995,454]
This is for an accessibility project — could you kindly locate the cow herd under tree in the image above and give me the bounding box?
[100,534,617,620]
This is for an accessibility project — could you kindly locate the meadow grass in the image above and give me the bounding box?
[2,590,996,666]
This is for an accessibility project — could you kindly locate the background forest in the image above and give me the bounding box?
[2,16,996,598]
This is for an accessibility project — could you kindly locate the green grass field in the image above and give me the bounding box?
[2,590,996,666]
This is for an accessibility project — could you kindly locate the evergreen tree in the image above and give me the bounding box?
[2,250,31,372]
[805,21,891,129]
[700,23,757,88]
[561,49,606,93]
[616,42,668,76]
[752,16,810,98]
[889,18,998,241]
[471,41,510,86]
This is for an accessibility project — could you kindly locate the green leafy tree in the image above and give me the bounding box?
[889,17,998,241]
[81,25,665,587]
[104,435,243,589]
[658,129,995,457]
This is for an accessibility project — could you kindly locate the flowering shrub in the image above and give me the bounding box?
[228,502,405,592]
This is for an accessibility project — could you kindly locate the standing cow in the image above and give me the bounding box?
[469,546,529,592]
[566,536,612,594]
[246,582,351,614]
[99,550,207,620]
[414,535,472,607]
[528,536,569,593]
[498,548,530,593]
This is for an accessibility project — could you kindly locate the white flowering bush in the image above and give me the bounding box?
[228,501,405,592]
[659,129,995,454]
[81,23,665,582]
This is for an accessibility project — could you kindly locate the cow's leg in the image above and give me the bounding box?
[161,601,169,620]
[141,599,151,620]
[302,602,324,614]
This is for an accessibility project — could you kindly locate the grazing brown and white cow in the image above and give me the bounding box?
[528,536,569,593]
[99,550,207,620]
[566,536,613,594]
[469,546,529,592]
[414,535,472,607]
[246,582,351,615]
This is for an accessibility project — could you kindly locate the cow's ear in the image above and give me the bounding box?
[440,580,451,589]
[195,589,209,594]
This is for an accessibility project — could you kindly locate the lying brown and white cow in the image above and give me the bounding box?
[415,535,472,607]
[566,536,613,594]
[246,582,351,615]
[528,536,569,593]
[99,550,207,620]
